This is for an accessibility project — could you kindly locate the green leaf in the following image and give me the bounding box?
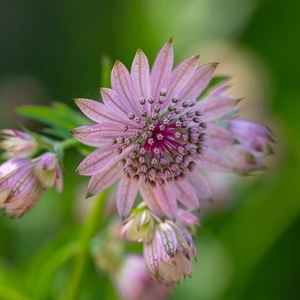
[17,102,91,140]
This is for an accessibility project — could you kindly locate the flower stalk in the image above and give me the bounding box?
[65,189,108,300]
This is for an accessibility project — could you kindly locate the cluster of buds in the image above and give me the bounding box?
[121,204,198,284]
[0,129,63,218]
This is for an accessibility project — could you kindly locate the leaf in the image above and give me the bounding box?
[17,102,91,140]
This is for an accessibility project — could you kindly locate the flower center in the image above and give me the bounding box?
[111,88,207,187]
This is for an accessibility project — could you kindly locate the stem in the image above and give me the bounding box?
[65,190,108,300]
[60,138,80,150]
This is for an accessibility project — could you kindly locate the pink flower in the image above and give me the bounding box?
[72,39,274,219]
[144,219,197,283]
[0,153,63,218]
[121,207,199,283]
[115,255,171,300]
[0,129,37,159]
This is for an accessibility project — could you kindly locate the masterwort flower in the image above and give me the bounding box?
[0,153,63,218]
[0,129,37,159]
[115,255,171,300]
[72,39,274,219]
[120,206,199,283]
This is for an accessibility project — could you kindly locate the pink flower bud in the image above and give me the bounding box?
[0,129,37,159]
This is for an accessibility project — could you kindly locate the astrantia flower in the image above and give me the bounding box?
[0,129,37,159]
[72,39,274,219]
[0,153,63,218]
[121,207,198,283]
[115,255,171,300]
[144,214,198,283]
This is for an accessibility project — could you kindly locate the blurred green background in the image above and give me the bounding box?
[0,0,299,299]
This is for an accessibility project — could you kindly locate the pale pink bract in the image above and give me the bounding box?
[72,39,274,219]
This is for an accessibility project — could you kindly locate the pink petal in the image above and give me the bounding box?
[179,63,218,101]
[116,177,139,218]
[111,61,140,114]
[143,231,161,278]
[163,55,200,108]
[188,171,212,201]
[177,210,199,226]
[0,158,29,180]
[139,184,165,217]
[75,147,112,175]
[86,163,121,198]
[75,146,131,176]
[152,184,177,219]
[193,95,241,122]
[210,84,231,96]
[175,180,200,209]
[224,145,265,173]
[228,119,274,140]
[197,148,233,172]
[169,223,190,259]
[131,48,151,99]
[74,98,129,125]
[71,124,135,147]
[150,38,174,101]
[8,166,36,199]
[159,224,177,265]
[206,123,235,148]
[100,88,129,115]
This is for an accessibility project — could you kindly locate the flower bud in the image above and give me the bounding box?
[121,206,155,243]
[0,153,63,218]
[0,129,37,159]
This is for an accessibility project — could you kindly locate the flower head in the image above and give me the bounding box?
[0,129,37,159]
[72,39,274,219]
[121,207,198,283]
[143,212,198,283]
[0,153,63,218]
[115,255,171,300]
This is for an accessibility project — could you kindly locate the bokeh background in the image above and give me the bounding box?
[0,0,299,299]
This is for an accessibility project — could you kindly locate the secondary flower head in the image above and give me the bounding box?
[143,212,198,283]
[0,129,37,159]
[0,153,63,218]
[120,207,199,283]
[72,39,274,219]
[115,255,171,300]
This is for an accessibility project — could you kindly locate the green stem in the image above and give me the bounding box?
[65,190,108,300]
[60,138,80,150]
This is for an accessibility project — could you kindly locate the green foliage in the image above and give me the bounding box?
[17,103,94,156]
[17,103,90,140]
